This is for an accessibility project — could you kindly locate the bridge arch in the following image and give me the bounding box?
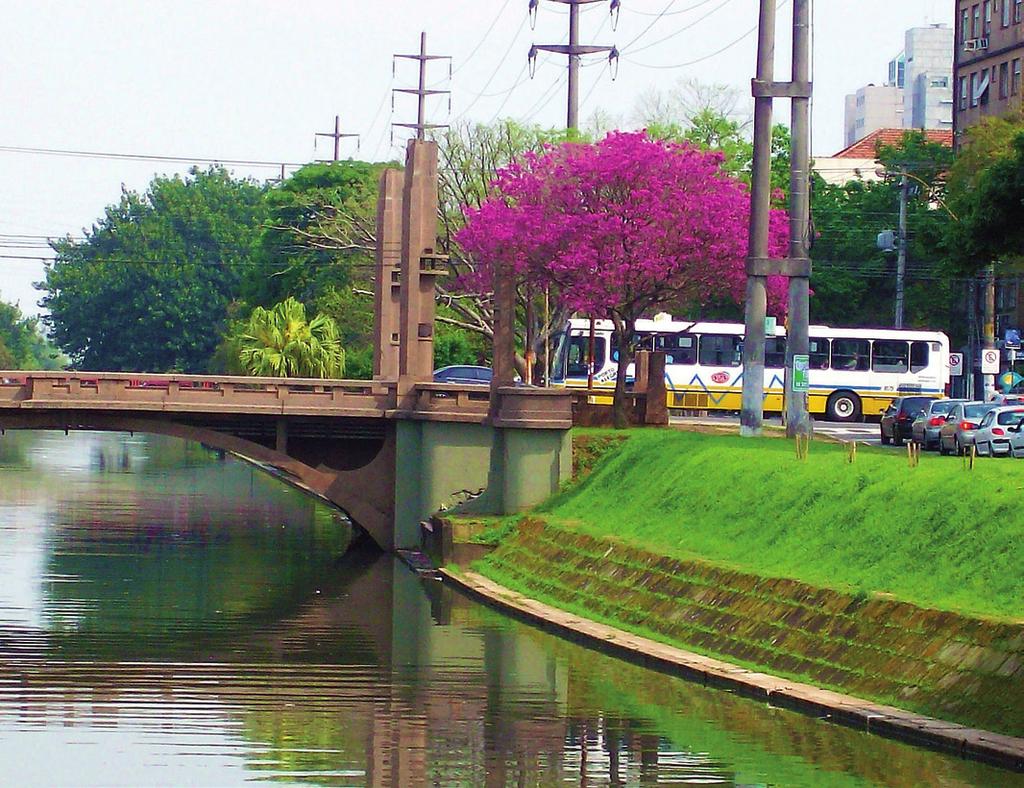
[0,412,396,550]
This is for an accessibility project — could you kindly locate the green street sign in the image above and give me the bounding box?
[792,354,810,393]
[765,316,777,334]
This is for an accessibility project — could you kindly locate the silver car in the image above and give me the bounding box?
[938,401,998,455]
[911,399,968,450]
[972,406,1024,457]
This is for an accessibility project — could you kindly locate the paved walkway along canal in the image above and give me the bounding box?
[1,429,1021,786]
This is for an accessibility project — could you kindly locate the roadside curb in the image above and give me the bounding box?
[440,568,1024,773]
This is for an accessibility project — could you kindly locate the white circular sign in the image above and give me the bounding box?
[982,349,1001,374]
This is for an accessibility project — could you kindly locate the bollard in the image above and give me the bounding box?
[795,433,810,460]
[906,442,920,468]
[845,440,857,464]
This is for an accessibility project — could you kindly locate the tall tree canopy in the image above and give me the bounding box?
[242,161,384,308]
[457,131,788,425]
[0,296,63,370]
[41,168,267,372]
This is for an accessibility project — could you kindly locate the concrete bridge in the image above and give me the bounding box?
[0,138,574,551]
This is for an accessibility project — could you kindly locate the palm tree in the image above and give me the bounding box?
[236,297,345,378]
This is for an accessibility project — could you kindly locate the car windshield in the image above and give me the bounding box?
[964,404,997,419]
[930,400,960,415]
[997,410,1024,425]
[901,397,931,415]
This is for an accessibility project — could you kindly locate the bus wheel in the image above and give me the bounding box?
[826,391,861,423]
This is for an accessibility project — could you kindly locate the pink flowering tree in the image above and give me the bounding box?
[457,130,789,426]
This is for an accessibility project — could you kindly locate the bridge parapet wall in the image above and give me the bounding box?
[0,372,398,417]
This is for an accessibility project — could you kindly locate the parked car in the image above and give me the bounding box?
[938,401,998,455]
[988,393,1024,406]
[972,406,1024,456]
[880,396,932,446]
[911,398,968,450]
[432,365,492,385]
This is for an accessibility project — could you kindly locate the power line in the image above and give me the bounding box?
[0,144,303,170]
[623,0,721,15]
[451,0,516,77]
[619,0,734,56]
[624,0,790,69]
[459,14,531,118]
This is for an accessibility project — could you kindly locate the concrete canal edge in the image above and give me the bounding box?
[440,567,1024,773]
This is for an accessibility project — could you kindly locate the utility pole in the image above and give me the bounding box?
[894,172,909,328]
[393,32,451,141]
[528,0,618,131]
[740,0,813,438]
[315,115,359,162]
[984,263,997,398]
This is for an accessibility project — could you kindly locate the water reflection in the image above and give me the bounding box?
[0,430,1019,786]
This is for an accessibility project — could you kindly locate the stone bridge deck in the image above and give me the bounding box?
[0,371,574,551]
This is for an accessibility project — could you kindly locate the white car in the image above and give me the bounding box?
[972,406,1024,456]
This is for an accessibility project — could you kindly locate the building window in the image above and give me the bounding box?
[971,72,979,106]
[960,75,970,109]
[1014,59,1022,95]
[1017,0,1023,23]
[1000,62,1010,98]
[980,68,991,105]
[1004,0,1012,26]
[985,0,993,34]
[973,3,981,37]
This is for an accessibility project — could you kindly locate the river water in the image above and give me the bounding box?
[0,430,1019,787]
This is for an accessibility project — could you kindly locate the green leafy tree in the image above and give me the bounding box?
[0,296,64,369]
[955,131,1024,266]
[243,161,384,308]
[945,113,1024,271]
[235,297,345,378]
[809,131,957,332]
[41,168,267,372]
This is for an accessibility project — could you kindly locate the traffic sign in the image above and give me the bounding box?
[949,352,964,377]
[792,354,810,393]
[981,348,1001,375]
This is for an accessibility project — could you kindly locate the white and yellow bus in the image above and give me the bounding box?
[551,315,951,422]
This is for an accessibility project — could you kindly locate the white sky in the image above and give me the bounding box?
[0,0,952,317]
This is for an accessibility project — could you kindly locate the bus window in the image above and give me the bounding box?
[831,338,870,371]
[654,333,697,365]
[699,334,742,367]
[633,332,654,352]
[872,340,909,373]
[910,341,930,373]
[810,338,830,369]
[567,336,606,377]
[765,337,787,368]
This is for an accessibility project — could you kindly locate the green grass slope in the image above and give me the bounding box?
[535,429,1024,620]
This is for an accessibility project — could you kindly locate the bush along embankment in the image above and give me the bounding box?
[469,428,1024,738]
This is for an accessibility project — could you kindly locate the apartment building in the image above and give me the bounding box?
[844,26,953,147]
[954,0,1024,137]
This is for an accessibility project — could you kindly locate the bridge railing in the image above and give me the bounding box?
[0,372,399,417]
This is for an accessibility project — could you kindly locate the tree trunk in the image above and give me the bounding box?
[611,316,635,429]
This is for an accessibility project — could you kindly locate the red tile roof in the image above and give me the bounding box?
[833,128,953,159]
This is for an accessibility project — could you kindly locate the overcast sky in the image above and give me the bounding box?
[0,0,952,316]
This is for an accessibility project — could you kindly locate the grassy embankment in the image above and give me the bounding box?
[462,428,1024,736]
[492,428,1024,620]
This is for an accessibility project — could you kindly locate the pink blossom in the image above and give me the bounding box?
[456,131,790,320]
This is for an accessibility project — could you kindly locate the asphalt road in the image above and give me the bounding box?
[670,414,884,446]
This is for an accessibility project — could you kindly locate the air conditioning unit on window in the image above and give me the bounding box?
[965,39,978,51]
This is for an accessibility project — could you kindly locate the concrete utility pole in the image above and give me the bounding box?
[984,263,997,399]
[393,32,451,141]
[528,0,618,130]
[315,115,359,162]
[740,0,813,438]
[894,172,909,328]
